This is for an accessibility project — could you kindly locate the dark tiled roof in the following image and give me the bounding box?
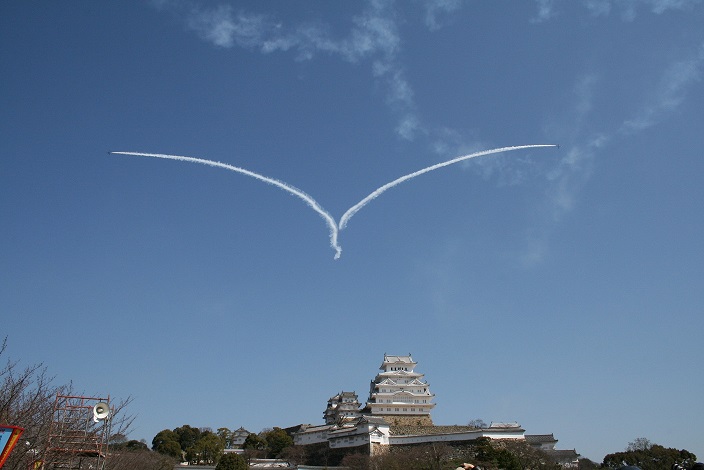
[546,449,580,460]
[525,434,557,444]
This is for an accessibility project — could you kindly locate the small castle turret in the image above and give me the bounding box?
[324,391,362,425]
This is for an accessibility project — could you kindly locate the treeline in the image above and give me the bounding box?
[601,438,698,469]
[148,429,701,470]
[151,424,294,465]
[149,430,572,469]
[339,438,566,470]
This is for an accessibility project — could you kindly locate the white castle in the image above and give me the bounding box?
[292,353,527,456]
[324,391,362,425]
[365,354,435,425]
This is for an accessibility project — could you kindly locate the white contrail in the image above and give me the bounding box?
[110,144,557,259]
[109,151,342,259]
[338,144,557,230]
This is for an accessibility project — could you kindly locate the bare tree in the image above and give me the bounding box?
[626,437,653,452]
[1,338,136,470]
[468,418,487,429]
[418,442,454,470]
[105,449,177,470]
[340,452,371,470]
[278,445,307,467]
[1,338,69,470]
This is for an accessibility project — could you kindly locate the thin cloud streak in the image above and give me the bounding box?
[535,0,703,20]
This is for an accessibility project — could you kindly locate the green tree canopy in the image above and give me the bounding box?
[110,433,128,445]
[602,442,697,469]
[111,439,149,452]
[243,432,267,450]
[173,424,202,453]
[217,427,232,448]
[462,437,522,470]
[188,432,225,465]
[263,427,294,458]
[152,429,182,459]
[215,453,247,470]
[124,440,149,451]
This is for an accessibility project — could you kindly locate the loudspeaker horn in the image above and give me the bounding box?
[93,402,110,422]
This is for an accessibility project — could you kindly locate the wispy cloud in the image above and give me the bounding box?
[421,0,464,31]
[621,43,704,133]
[519,137,600,267]
[532,0,559,23]
[158,0,425,141]
[524,44,703,265]
[536,0,702,21]
[648,0,703,13]
[582,0,613,16]
[186,6,267,49]
[546,137,601,216]
[533,73,601,226]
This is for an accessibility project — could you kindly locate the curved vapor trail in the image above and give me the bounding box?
[109,151,342,258]
[338,144,557,230]
[110,144,557,259]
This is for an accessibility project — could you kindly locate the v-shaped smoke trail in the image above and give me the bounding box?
[338,144,557,230]
[110,144,557,259]
[109,152,342,258]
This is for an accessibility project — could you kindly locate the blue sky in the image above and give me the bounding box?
[2,0,703,463]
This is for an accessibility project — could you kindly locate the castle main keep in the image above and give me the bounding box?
[364,353,435,426]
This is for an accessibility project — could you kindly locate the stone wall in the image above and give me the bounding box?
[389,424,479,436]
[301,441,369,466]
[375,414,433,427]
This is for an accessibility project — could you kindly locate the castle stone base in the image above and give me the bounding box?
[376,414,433,427]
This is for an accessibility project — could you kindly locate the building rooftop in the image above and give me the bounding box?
[545,449,580,460]
[525,434,557,444]
[381,354,416,367]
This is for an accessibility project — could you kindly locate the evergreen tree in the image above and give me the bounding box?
[215,453,247,470]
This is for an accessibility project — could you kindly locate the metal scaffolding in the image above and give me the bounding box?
[42,394,112,470]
